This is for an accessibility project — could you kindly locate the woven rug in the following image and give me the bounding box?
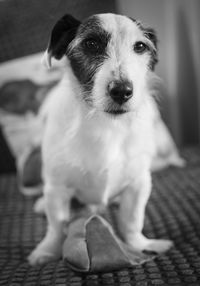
[0,147,200,286]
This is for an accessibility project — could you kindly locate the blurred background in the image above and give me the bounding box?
[0,0,200,173]
[118,0,200,148]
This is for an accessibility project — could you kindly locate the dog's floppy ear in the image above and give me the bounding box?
[42,14,81,68]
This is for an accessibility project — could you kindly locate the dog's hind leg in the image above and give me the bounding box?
[118,170,173,253]
[34,196,46,214]
[28,184,74,265]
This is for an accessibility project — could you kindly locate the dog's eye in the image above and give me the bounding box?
[134,42,148,54]
[84,39,100,53]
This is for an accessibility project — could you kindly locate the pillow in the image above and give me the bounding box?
[0,53,65,192]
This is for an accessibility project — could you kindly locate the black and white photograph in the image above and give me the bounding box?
[0,0,200,285]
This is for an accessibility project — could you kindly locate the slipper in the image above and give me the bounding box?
[63,214,152,272]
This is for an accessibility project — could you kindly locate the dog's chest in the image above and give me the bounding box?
[65,123,130,204]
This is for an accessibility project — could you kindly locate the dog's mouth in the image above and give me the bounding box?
[104,108,128,116]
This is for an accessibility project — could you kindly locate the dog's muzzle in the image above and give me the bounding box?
[107,80,133,105]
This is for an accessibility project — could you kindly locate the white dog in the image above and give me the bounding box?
[29,13,184,265]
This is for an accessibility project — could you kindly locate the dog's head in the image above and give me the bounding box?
[44,13,158,116]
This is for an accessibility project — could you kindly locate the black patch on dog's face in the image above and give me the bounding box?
[67,16,111,95]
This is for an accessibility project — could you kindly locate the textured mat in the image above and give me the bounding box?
[1,147,200,285]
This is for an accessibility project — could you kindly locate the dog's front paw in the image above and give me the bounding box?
[28,236,63,266]
[127,233,173,254]
[143,238,173,254]
[28,248,60,266]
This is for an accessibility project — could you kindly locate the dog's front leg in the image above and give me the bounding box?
[28,184,74,265]
[118,171,173,253]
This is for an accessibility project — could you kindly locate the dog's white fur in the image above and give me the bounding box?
[29,14,184,265]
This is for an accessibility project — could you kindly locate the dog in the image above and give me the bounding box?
[28,13,185,265]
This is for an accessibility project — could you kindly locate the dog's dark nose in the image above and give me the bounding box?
[108,80,133,105]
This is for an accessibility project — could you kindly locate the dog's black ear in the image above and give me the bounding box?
[42,14,81,68]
